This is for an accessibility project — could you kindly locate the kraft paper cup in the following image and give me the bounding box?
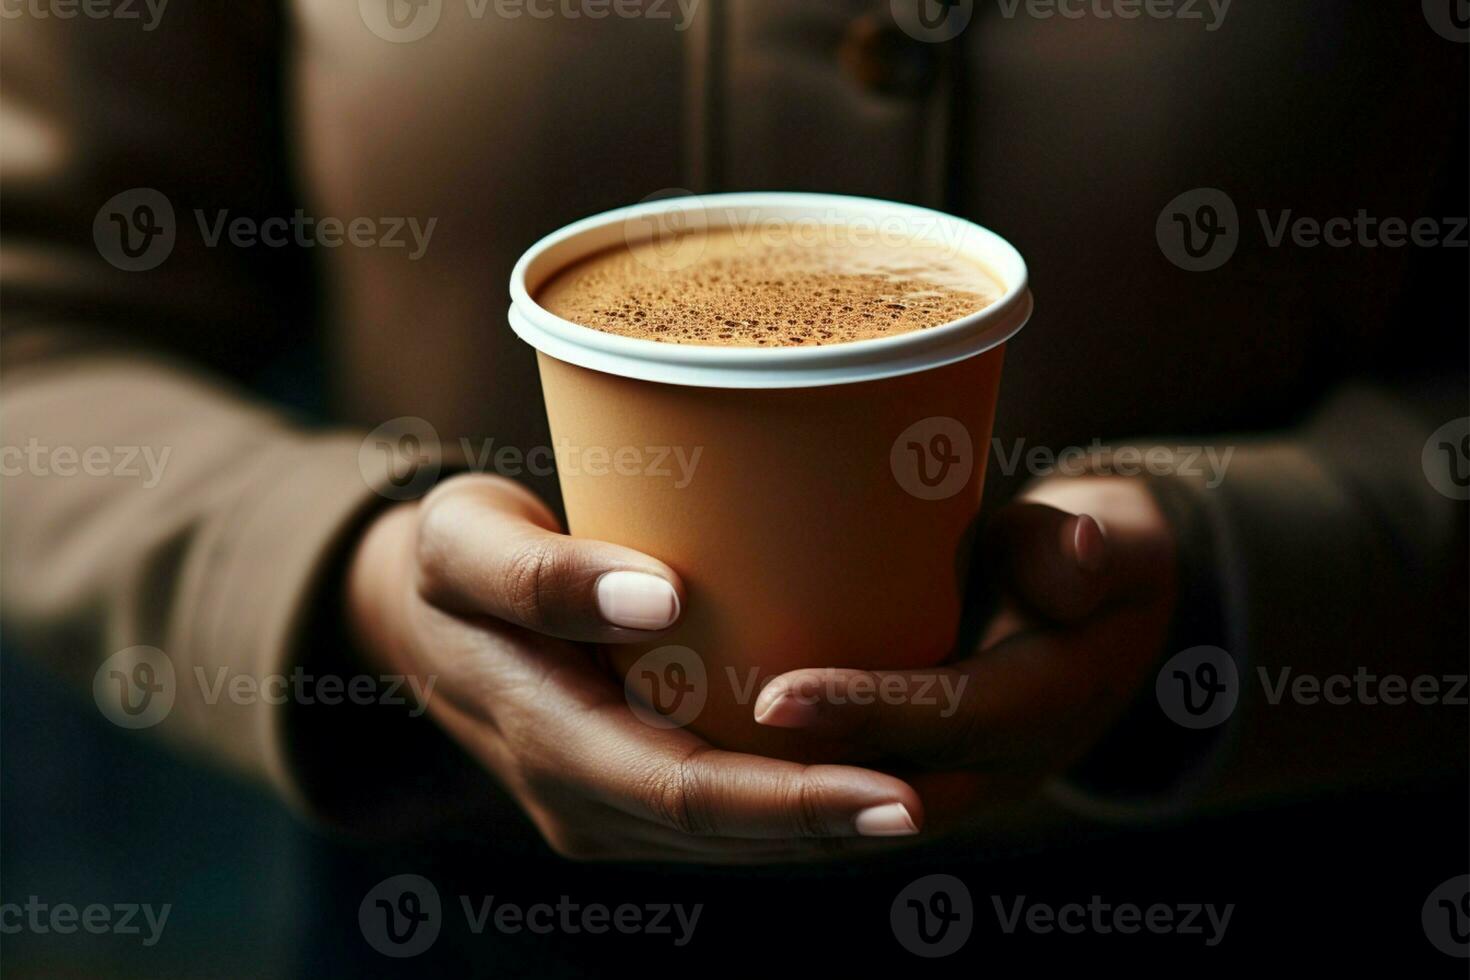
[509,193,1032,758]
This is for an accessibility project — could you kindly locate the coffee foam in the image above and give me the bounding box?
[535,226,1004,347]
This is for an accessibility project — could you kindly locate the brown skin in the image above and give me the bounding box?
[755,476,1177,833]
[347,472,1175,861]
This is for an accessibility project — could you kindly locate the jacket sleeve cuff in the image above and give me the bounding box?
[173,431,462,827]
[1046,445,1251,822]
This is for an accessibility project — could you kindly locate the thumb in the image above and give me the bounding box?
[413,474,685,641]
[984,502,1109,623]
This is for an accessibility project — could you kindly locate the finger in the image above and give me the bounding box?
[562,701,926,841]
[446,688,920,863]
[414,473,684,642]
[753,598,1169,770]
[1018,476,1177,604]
[433,622,929,844]
[984,502,1108,623]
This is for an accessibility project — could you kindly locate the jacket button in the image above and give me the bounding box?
[838,13,941,98]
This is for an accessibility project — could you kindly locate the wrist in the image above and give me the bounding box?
[344,500,420,678]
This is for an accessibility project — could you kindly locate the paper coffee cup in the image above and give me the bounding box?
[509,193,1032,757]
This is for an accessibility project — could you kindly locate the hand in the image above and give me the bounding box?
[751,476,1178,832]
[346,472,924,861]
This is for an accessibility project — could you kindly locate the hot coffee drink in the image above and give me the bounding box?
[536,227,1003,347]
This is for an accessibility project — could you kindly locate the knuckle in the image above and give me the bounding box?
[783,770,833,839]
[412,487,484,604]
[502,539,562,629]
[647,747,712,837]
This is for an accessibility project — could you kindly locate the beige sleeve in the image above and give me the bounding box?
[1053,382,1468,820]
[1,355,406,814]
[0,8,411,819]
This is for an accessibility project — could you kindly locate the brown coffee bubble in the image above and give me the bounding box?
[535,226,1003,347]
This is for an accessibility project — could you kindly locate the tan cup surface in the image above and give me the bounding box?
[538,346,1005,759]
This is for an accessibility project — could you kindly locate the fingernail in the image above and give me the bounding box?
[1069,514,1106,573]
[854,803,919,837]
[754,691,820,728]
[595,571,680,630]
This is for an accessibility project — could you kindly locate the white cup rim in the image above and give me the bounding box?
[508,192,1033,389]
